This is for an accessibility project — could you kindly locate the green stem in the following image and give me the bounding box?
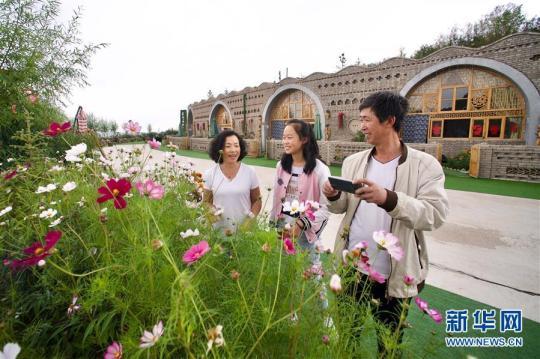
[48,260,117,277]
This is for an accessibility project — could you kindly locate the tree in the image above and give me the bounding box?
[110,121,118,135]
[207,90,214,98]
[338,53,347,68]
[0,0,106,159]
[147,124,153,134]
[412,3,539,58]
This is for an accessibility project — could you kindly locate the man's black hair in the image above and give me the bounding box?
[359,91,409,132]
[208,129,247,163]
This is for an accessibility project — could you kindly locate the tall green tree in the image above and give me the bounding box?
[413,3,539,59]
[0,0,106,160]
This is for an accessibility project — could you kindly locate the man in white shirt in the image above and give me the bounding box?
[322,91,449,355]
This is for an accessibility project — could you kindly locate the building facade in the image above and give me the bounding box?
[187,33,540,157]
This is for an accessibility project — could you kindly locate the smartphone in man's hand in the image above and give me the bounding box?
[328,176,363,194]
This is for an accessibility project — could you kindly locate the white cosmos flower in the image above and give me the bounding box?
[0,342,21,359]
[35,183,57,194]
[206,324,225,354]
[282,200,305,215]
[329,274,342,293]
[62,182,77,192]
[139,321,164,349]
[0,206,12,217]
[180,228,200,239]
[49,217,63,227]
[65,143,87,162]
[49,165,64,172]
[39,208,57,219]
[77,197,86,207]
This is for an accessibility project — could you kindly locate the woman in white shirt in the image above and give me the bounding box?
[203,130,262,234]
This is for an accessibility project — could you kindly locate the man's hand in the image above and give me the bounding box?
[353,178,387,205]
[322,180,339,198]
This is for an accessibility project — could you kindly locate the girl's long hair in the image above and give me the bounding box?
[280,119,321,175]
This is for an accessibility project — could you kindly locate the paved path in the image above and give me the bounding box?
[111,144,540,322]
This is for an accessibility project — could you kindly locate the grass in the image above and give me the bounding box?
[443,168,540,200]
[404,284,539,358]
[171,149,540,200]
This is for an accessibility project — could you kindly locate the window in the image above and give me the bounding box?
[440,88,453,111]
[455,87,468,110]
[487,118,502,138]
[431,120,442,138]
[504,117,522,139]
[440,86,469,111]
[471,119,484,138]
[443,119,470,138]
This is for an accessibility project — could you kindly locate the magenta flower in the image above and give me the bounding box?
[283,237,296,255]
[372,230,404,261]
[182,241,210,265]
[104,341,122,359]
[148,138,161,149]
[10,231,62,268]
[4,170,17,180]
[97,178,132,209]
[43,121,71,136]
[135,179,164,200]
[403,275,415,286]
[414,297,429,312]
[427,308,443,323]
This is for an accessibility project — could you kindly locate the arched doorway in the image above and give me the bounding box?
[404,66,526,143]
[209,101,232,133]
[400,57,539,145]
[261,84,325,150]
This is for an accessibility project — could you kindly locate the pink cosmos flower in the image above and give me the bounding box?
[10,231,62,268]
[403,275,415,286]
[104,341,122,359]
[427,308,443,323]
[148,138,161,149]
[283,237,296,255]
[135,179,164,199]
[182,241,210,265]
[304,202,317,221]
[415,297,429,312]
[122,120,142,135]
[372,230,404,261]
[140,321,164,348]
[366,266,386,284]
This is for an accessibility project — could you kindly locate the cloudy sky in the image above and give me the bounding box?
[59,0,539,132]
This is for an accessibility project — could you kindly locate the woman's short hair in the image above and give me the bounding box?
[208,129,248,163]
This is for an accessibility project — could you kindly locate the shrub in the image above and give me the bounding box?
[445,150,471,171]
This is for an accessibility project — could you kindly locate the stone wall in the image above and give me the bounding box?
[189,33,540,144]
[471,144,540,182]
[164,136,190,150]
[429,138,526,158]
[190,138,212,152]
[266,140,442,165]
